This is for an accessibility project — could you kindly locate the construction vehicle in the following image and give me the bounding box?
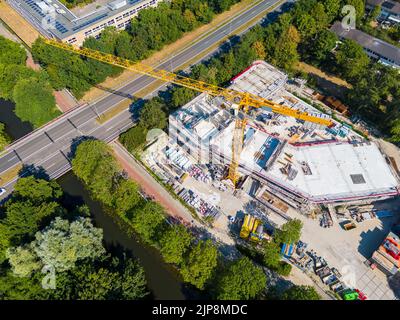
[240,214,257,239]
[240,214,267,242]
[43,39,334,188]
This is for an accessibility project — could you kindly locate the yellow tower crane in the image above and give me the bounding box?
[43,39,334,187]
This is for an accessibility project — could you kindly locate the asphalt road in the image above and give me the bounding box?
[0,0,288,198]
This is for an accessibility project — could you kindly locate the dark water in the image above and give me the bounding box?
[0,99,33,140]
[57,171,202,300]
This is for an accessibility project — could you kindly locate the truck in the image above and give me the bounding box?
[240,215,256,239]
[240,214,266,243]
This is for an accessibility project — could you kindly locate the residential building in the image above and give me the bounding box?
[331,21,400,69]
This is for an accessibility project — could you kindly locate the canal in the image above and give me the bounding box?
[57,171,202,300]
[0,99,33,140]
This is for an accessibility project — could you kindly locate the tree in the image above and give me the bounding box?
[322,0,342,22]
[0,177,63,261]
[181,239,219,290]
[390,118,400,143]
[140,98,168,130]
[295,12,318,38]
[159,224,192,265]
[335,39,370,80]
[13,77,59,128]
[263,241,281,268]
[13,176,63,204]
[130,201,166,244]
[120,124,148,152]
[310,30,338,63]
[112,179,141,214]
[46,256,148,300]
[32,217,105,272]
[0,35,26,65]
[0,64,38,100]
[0,271,45,300]
[275,219,303,244]
[274,25,301,70]
[251,41,267,60]
[369,5,381,22]
[311,3,329,33]
[0,123,10,151]
[215,257,266,300]
[282,285,320,300]
[1,200,61,245]
[170,86,196,109]
[6,245,41,277]
[345,0,365,25]
[72,140,117,186]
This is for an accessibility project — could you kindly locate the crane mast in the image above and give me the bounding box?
[43,38,333,187]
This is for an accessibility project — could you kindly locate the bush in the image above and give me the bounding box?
[275,261,292,276]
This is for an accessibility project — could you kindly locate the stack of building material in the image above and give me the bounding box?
[371,232,400,275]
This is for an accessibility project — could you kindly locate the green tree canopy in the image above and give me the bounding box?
[120,124,148,152]
[140,98,168,130]
[112,178,142,214]
[0,123,10,151]
[31,217,105,272]
[336,39,370,80]
[49,256,148,300]
[181,239,219,289]
[0,64,38,100]
[130,201,166,244]
[274,25,301,70]
[13,175,63,204]
[310,30,338,63]
[0,36,26,65]
[13,77,59,128]
[215,257,266,300]
[71,139,119,196]
[159,224,193,265]
[282,285,320,300]
[263,240,281,268]
[275,219,303,244]
[322,0,342,22]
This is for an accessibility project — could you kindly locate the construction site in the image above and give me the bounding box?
[142,60,400,300]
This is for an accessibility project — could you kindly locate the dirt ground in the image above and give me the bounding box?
[295,62,352,89]
[79,0,259,103]
[0,2,40,47]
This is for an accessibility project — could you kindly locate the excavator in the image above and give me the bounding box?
[43,38,334,187]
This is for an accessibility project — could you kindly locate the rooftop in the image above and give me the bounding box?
[331,21,400,66]
[13,0,150,39]
[367,0,400,15]
[267,141,399,202]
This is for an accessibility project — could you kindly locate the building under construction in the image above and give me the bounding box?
[168,61,400,206]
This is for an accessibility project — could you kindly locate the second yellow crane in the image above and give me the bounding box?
[43,38,334,187]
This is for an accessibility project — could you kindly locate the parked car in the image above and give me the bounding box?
[0,188,6,196]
